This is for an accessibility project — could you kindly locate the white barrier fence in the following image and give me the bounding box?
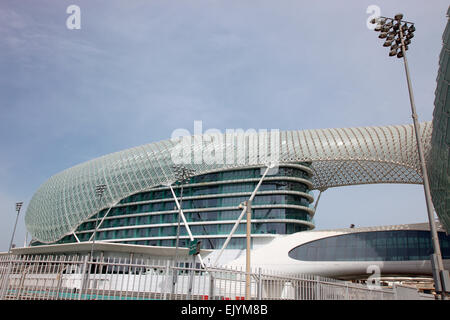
[0,254,426,300]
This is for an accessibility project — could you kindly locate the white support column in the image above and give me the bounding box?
[169,185,194,240]
[213,205,247,266]
[314,188,327,211]
[213,165,272,267]
[88,204,116,241]
[169,185,207,269]
[73,232,81,243]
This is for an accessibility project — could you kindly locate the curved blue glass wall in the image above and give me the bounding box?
[430,8,450,231]
[288,230,450,262]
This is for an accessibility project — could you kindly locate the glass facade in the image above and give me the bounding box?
[25,114,435,244]
[288,230,450,262]
[32,165,314,250]
[430,8,450,231]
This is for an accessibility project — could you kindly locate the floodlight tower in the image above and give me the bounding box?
[90,184,107,260]
[370,13,447,299]
[171,165,196,295]
[8,202,23,254]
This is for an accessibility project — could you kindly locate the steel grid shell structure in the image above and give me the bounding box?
[429,7,450,231]
[25,121,436,244]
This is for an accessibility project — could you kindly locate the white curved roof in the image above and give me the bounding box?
[25,122,432,243]
[225,222,449,278]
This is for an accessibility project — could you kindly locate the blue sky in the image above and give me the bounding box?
[0,0,448,251]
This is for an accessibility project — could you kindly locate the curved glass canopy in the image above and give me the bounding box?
[25,122,435,243]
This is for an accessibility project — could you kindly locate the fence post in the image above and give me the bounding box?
[187,255,196,300]
[78,256,88,300]
[257,268,262,300]
[209,273,215,300]
[294,278,299,300]
[55,256,66,299]
[315,276,319,300]
[163,260,171,300]
[345,283,349,300]
[393,283,398,300]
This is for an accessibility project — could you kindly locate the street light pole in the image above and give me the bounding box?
[8,202,23,254]
[371,13,446,298]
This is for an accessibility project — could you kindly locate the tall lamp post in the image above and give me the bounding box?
[90,184,107,260]
[8,202,23,254]
[171,165,196,295]
[0,202,23,300]
[370,13,447,298]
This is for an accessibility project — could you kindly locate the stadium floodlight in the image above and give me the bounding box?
[172,165,196,249]
[382,25,391,32]
[8,202,24,254]
[171,165,196,296]
[394,13,403,20]
[90,184,107,260]
[95,184,107,197]
[371,13,447,300]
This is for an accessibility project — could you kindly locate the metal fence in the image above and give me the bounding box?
[0,254,401,300]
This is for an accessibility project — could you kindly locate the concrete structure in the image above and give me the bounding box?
[226,222,450,280]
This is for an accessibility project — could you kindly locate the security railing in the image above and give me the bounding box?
[0,254,403,300]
